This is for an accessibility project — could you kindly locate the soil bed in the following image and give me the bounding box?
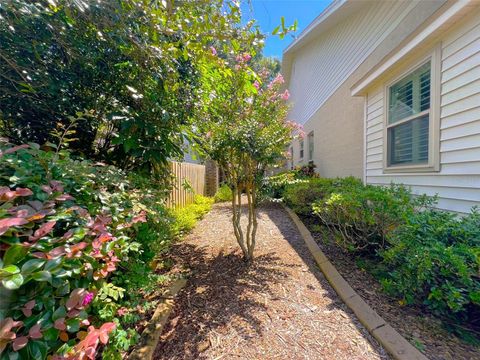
[300,215,480,360]
[154,202,390,360]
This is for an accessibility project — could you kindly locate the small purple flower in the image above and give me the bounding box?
[81,292,94,307]
[253,81,260,90]
[210,46,217,56]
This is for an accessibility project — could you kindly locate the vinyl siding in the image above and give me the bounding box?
[365,11,480,213]
[288,0,417,125]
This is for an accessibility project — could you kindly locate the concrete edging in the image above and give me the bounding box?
[282,205,428,360]
[128,278,187,360]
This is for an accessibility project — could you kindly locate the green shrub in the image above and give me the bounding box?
[283,178,332,215]
[214,184,233,203]
[0,142,148,358]
[380,209,480,325]
[312,183,434,254]
[262,171,305,199]
[171,195,213,235]
[0,140,207,358]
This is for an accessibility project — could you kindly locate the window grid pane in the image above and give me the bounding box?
[389,62,431,124]
[388,114,429,165]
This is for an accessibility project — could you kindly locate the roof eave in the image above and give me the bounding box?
[351,0,476,97]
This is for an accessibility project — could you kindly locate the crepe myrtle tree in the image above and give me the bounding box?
[199,54,302,261]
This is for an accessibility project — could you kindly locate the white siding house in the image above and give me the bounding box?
[352,1,480,213]
[283,0,446,178]
[285,0,480,213]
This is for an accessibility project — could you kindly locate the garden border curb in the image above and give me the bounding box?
[128,278,187,360]
[282,204,428,360]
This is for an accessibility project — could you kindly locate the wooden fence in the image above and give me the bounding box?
[166,161,206,208]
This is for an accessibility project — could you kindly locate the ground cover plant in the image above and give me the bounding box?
[272,172,480,341]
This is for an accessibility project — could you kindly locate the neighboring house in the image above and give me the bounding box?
[283,0,480,213]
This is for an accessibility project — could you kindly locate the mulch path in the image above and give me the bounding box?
[300,216,480,360]
[154,202,390,360]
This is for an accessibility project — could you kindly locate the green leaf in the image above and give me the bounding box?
[66,318,80,333]
[0,264,20,276]
[4,245,27,266]
[2,273,24,289]
[271,26,280,35]
[44,258,62,272]
[27,340,47,360]
[42,328,59,342]
[52,306,67,321]
[21,259,45,274]
[32,271,52,283]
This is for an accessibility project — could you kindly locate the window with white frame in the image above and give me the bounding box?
[299,139,304,159]
[384,45,441,173]
[387,61,431,166]
[308,131,314,161]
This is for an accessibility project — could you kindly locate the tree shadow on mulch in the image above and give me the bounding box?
[154,237,296,359]
[264,202,390,357]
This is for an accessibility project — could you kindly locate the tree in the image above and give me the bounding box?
[0,0,250,175]
[198,53,299,261]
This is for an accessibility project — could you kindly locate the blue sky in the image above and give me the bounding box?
[241,0,332,58]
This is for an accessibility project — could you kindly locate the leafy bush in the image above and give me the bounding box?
[264,165,322,200]
[312,183,434,253]
[283,178,331,215]
[282,177,361,216]
[380,209,480,326]
[171,195,214,236]
[214,184,233,203]
[295,162,319,178]
[0,148,140,358]
[0,140,208,358]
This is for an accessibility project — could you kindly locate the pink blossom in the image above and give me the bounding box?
[253,81,260,90]
[272,73,284,85]
[81,292,94,307]
[281,89,290,100]
[209,46,217,56]
[242,53,252,62]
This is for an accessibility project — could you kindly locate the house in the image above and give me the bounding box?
[283,0,480,213]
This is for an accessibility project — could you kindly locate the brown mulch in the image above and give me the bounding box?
[300,216,480,360]
[153,202,390,360]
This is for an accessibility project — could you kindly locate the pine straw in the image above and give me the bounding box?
[154,202,390,360]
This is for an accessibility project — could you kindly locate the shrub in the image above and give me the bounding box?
[312,182,434,254]
[0,141,188,358]
[380,209,480,325]
[214,184,233,203]
[0,169,137,358]
[283,178,332,215]
[171,195,213,236]
[295,162,319,178]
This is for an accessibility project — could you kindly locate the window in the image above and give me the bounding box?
[299,140,304,159]
[384,46,440,172]
[308,131,314,161]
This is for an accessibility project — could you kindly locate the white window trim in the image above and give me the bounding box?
[382,44,441,173]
